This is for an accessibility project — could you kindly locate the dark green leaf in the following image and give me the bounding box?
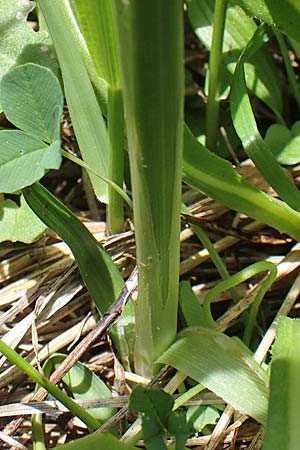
[23,183,135,367]
[129,385,174,428]
[142,415,167,450]
[167,410,189,450]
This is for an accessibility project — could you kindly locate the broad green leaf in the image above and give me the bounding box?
[23,182,135,367]
[0,0,56,111]
[0,195,46,243]
[230,25,300,212]
[38,0,110,202]
[264,122,300,165]
[53,432,138,450]
[183,125,300,240]
[186,0,282,117]
[230,0,300,42]
[158,327,269,424]
[44,354,115,423]
[263,318,300,450]
[0,131,61,192]
[0,63,63,143]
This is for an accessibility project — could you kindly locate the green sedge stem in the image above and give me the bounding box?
[61,149,133,208]
[203,261,277,341]
[107,86,125,233]
[0,339,100,431]
[274,29,300,112]
[206,0,227,150]
[32,413,46,450]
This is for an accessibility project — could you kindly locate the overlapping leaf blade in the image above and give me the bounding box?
[158,327,269,424]
[230,25,300,212]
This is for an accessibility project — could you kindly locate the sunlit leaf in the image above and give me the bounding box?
[0,195,46,243]
[264,122,300,165]
[230,25,300,212]
[44,354,115,423]
[231,0,300,42]
[183,125,300,240]
[158,326,269,424]
[263,317,300,450]
[0,131,61,192]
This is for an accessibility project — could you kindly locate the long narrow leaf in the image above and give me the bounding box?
[37,0,110,202]
[114,0,184,376]
[74,0,124,232]
[183,126,300,240]
[263,317,300,450]
[22,183,135,365]
[230,25,300,212]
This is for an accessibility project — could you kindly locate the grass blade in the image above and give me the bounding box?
[183,125,300,240]
[74,0,125,232]
[38,0,110,202]
[263,317,300,450]
[22,183,135,365]
[230,24,300,212]
[114,0,184,376]
[158,327,269,424]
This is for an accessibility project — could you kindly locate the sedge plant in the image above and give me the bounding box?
[2,0,300,447]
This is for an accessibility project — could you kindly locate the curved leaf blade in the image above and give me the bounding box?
[44,354,116,423]
[183,125,300,240]
[158,326,269,424]
[230,25,300,212]
[230,0,300,42]
[23,183,135,366]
